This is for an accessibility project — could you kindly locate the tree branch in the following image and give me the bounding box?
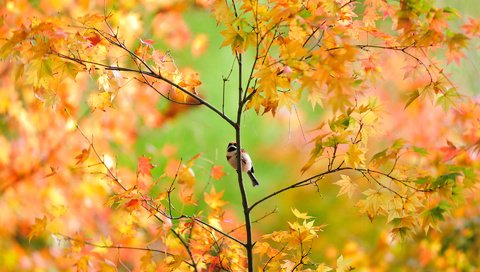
[53,43,236,128]
[249,165,425,212]
[234,51,255,272]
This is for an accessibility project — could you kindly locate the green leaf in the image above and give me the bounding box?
[430,172,460,189]
[324,134,348,147]
[328,114,351,132]
[392,138,406,150]
[436,88,460,111]
[370,149,387,162]
[298,9,311,18]
[412,146,428,155]
[415,176,432,185]
[427,201,451,221]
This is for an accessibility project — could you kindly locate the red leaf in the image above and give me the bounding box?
[138,156,154,176]
[211,165,225,180]
[440,141,458,162]
[140,38,155,46]
[86,33,101,47]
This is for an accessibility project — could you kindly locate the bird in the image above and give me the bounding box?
[226,141,259,187]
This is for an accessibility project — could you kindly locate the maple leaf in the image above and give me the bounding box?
[316,263,333,272]
[87,91,112,111]
[345,144,366,168]
[26,58,53,88]
[86,33,102,47]
[210,165,225,180]
[140,251,155,270]
[334,174,357,198]
[137,156,154,177]
[98,74,110,91]
[212,0,233,24]
[220,26,247,53]
[76,256,90,272]
[404,89,420,109]
[177,164,196,186]
[140,38,155,47]
[462,17,480,36]
[75,147,91,165]
[446,32,469,65]
[28,216,48,242]
[357,189,388,221]
[92,236,112,254]
[125,199,140,211]
[439,142,458,162]
[33,87,57,109]
[291,207,313,220]
[436,88,460,112]
[204,187,226,210]
[336,255,353,272]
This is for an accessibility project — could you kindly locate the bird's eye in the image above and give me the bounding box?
[227,146,237,152]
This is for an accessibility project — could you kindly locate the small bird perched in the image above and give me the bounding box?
[226,141,259,187]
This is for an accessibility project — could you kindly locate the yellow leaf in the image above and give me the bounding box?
[76,256,90,272]
[92,236,112,254]
[87,91,112,111]
[291,207,313,220]
[336,255,353,272]
[245,92,264,114]
[99,259,117,272]
[317,263,333,272]
[357,189,389,221]
[345,144,366,168]
[98,74,110,91]
[252,242,270,257]
[334,175,357,198]
[307,90,325,109]
[28,216,48,242]
[212,0,233,24]
[220,26,247,53]
[33,87,57,109]
[140,251,156,270]
[26,58,53,88]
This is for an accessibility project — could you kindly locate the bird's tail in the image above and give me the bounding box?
[247,171,260,187]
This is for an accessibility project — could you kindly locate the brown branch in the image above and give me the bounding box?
[235,51,254,271]
[52,46,236,127]
[59,234,173,256]
[249,164,429,212]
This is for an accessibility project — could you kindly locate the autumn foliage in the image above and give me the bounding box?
[1,0,480,271]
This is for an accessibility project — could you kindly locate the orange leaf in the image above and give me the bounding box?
[211,165,225,180]
[75,147,91,165]
[138,156,154,177]
[76,256,90,272]
[125,199,140,211]
[204,187,226,210]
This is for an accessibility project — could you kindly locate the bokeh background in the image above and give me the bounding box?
[1,0,479,270]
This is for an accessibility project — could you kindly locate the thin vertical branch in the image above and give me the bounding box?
[235,51,254,272]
